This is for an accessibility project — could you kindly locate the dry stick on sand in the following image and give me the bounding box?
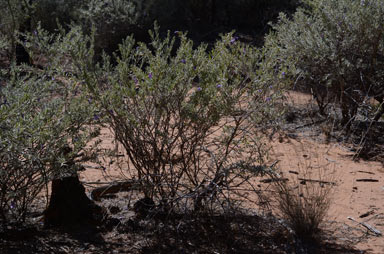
[88,180,143,201]
[260,178,289,183]
[355,179,379,182]
[347,216,382,236]
[298,178,336,185]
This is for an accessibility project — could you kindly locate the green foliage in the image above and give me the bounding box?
[0,0,34,60]
[77,0,144,56]
[0,26,97,225]
[264,0,384,125]
[33,0,83,32]
[0,76,84,224]
[0,0,299,224]
[0,0,33,32]
[77,25,282,213]
[1,0,301,63]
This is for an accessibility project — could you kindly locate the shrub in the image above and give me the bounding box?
[0,26,97,226]
[0,76,88,224]
[77,25,283,213]
[33,0,84,32]
[1,0,301,64]
[76,0,147,57]
[0,0,34,61]
[264,0,384,127]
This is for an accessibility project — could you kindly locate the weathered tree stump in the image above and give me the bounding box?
[44,175,106,227]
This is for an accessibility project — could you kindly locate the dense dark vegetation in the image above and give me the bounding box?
[0,0,383,253]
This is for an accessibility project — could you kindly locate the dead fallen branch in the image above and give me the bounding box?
[357,171,375,175]
[359,210,375,218]
[347,216,382,236]
[90,180,143,201]
[356,179,379,182]
[260,178,289,184]
[295,119,327,130]
[298,178,336,185]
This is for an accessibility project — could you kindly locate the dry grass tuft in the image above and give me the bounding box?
[270,151,337,241]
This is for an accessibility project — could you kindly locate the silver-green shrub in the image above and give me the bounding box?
[78,25,283,213]
[264,0,384,126]
[0,0,33,61]
[0,26,97,225]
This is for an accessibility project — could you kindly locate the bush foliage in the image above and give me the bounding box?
[1,17,285,225]
[1,2,357,241]
[1,0,300,62]
[264,0,384,126]
[73,25,284,213]
[0,26,98,225]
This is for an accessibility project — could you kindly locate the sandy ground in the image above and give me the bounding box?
[270,134,384,254]
[77,91,384,254]
[272,91,384,254]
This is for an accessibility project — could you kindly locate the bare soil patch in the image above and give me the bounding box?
[271,91,384,254]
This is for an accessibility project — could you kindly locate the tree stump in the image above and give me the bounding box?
[44,175,106,227]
